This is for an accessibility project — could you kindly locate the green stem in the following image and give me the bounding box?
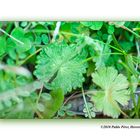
[111,22,140,38]
[24,22,32,31]
[0,28,24,45]
[119,60,134,75]
[133,28,140,31]
[18,48,42,66]
[3,22,14,38]
[123,55,138,118]
[29,29,126,55]
[14,22,19,28]
[135,41,140,70]
[36,83,43,105]
[112,34,125,53]
[61,31,125,54]
[121,25,140,38]
[82,87,92,119]
[82,52,123,64]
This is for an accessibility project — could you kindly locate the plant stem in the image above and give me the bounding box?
[82,52,123,64]
[82,87,92,119]
[123,55,138,118]
[121,25,140,38]
[110,22,140,38]
[135,41,140,70]
[14,22,19,28]
[18,48,42,66]
[0,28,24,45]
[3,22,14,38]
[112,33,125,53]
[29,29,127,55]
[36,83,44,105]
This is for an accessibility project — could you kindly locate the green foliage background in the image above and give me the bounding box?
[0,21,139,119]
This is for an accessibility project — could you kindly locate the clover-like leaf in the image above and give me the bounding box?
[34,42,88,93]
[6,27,31,54]
[91,67,130,118]
[81,22,103,30]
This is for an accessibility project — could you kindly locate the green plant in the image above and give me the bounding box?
[57,103,75,117]
[81,22,103,30]
[34,41,88,93]
[83,102,96,118]
[91,67,130,118]
[39,89,64,119]
[0,21,139,119]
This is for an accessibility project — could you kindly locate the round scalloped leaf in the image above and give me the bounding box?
[91,67,130,118]
[34,42,88,93]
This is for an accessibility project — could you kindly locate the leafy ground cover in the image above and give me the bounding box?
[0,21,140,119]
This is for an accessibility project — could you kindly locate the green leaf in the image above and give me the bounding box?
[7,27,32,54]
[83,102,96,118]
[58,110,65,117]
[18,38,31,53]
[21,91,30,97]
[110,22,125,27]
[0,80,41,110]
[41,89,64,118]
[119,41,133,52]
[1,98,35,119]
[41,93,52,101]
[0,22,3,28]
[86,36,111,69]
[65,103,72,109]
[130,75,138,93]
[81,22,103,30]
[107,25,115,34]
[34,42,88,93]
[12,96,22,103]
[0,102,4,110]
[37,103,45,112]
[11,27,24,38]
[91,67,130,118]
[20,22,28,27]
[35,35,42,45]
[41,34,49,44]
[4,100,12,107]
[0,37,6,56]
[66,111,75,116]
[126,54,138,76]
